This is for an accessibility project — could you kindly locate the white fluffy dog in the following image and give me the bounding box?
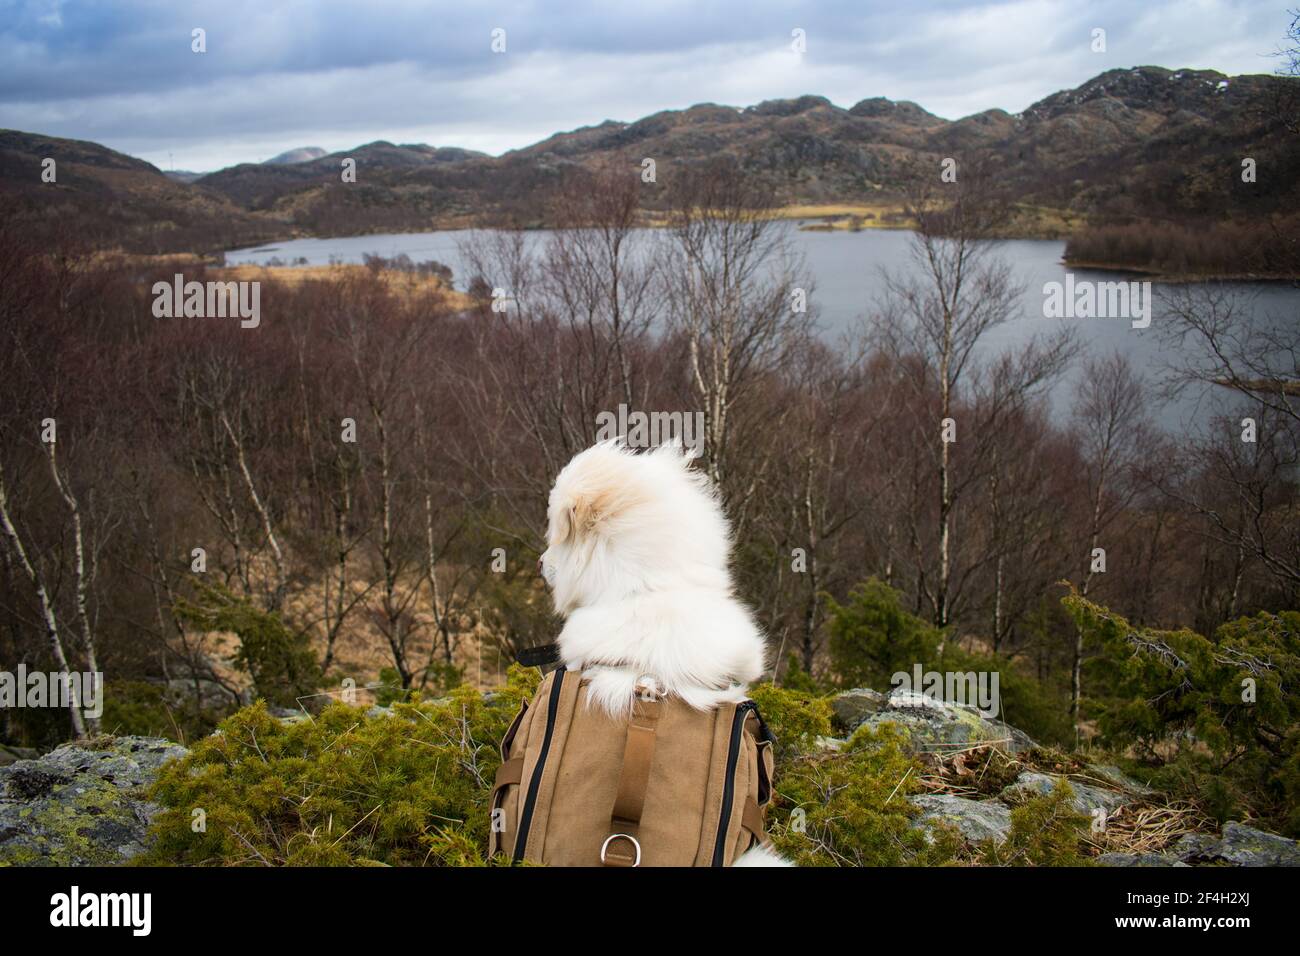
[539,440,788,866]
[540,440,766,716]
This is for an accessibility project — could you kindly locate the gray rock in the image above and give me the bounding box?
[829,688,888,733]
[1097,852,1188,867]
[1215,822,1300,867]
[1165,824,1300,867]
[841,688,1037,755]
[910,793,1012,844]
[1000,771,1133,815]
[1168,833,1222,863]
[0,736,187,866]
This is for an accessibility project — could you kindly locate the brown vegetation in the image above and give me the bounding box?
[0,160,1296,750]
[1064,215,1300,278]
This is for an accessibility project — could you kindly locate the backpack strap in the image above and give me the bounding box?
[601,695,663,867]
[493,756,524,792]
[741,796,765,846]
[741,707,776,850]
[487,698,531,857]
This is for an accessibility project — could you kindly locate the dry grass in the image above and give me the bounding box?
[89,255,475,310]
[916,741,1219,858]
[183,553,519,715]
[1005,203,1085,238]
[92,250,209,269]
[637,202,911,230]
[916,743,1027,798]
[1082,800,1215,856]
[209,264,475,310]
[782,203,912,231]
[778,201,1079,237]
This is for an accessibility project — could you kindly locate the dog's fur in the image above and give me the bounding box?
[540,441,788,866]
[541,441,766,717]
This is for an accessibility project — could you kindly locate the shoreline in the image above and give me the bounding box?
[1061,259,1300,283]
[212,222,1295,286]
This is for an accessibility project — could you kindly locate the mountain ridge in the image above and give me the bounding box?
[1,65,1295,253]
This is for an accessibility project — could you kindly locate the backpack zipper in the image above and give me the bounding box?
[511,667,566,862]
[710,701,755,867]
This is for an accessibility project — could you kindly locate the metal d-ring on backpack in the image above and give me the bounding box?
[489,666,776,866]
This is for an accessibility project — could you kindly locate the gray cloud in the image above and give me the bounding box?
[0,0,1288,171]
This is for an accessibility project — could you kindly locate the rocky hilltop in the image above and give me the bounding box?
[3,687,1296,867]
[827,688,1300,866]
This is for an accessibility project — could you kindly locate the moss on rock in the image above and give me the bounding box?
[0,736,187,866]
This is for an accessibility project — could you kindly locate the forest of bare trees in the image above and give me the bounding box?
[1,159,1296,751]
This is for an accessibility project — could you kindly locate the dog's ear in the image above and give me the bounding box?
[569,490,602,539]
[566,484,625,541]
[551,500,578,544]
[551,445,644,545]
[553,498,604,543]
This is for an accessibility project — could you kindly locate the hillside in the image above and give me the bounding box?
[194,66,1298,232]
[2,66,1296,252]
[195,140,491,208]
[0,130,281,254]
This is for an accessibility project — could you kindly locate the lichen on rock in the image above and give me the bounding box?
[0,735,187,866]
[834,687,1037,755]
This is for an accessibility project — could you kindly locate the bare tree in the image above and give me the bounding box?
[1271,9,1300,133]
[980,402,1074,653]
[662,159,814,505]
[755,335,878,676]
[1068,352,1151,735]
[1155,285,1300,597]
[545,162,661,408]
[175,356,287,611]
[0,458,90,736]
[332,273,442,689]
[878,161,1075,629]
[0,231,111,737]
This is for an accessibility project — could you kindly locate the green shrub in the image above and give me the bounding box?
[766,723,955,866]
[938,644,1075,748]
[826,578,1074,746]
[976,781,1092,866]
[748,681,833,763]
[174,583,320,709]
[1068,594,1300,835]
[143,665,540,866]
[372,666,409,707]
[140,656,1098,867]
[778,652,824,694]
[424,660,464,696]
[826,579,940,688]
[369,660,463,707]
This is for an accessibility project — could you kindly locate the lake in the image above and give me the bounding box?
[227,226,1300,434]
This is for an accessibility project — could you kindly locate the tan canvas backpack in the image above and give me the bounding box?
[489,667,776,866]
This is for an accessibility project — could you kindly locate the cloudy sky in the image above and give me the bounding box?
[0,0,1291,172]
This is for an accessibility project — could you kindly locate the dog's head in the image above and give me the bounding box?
[540,441,732,616]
